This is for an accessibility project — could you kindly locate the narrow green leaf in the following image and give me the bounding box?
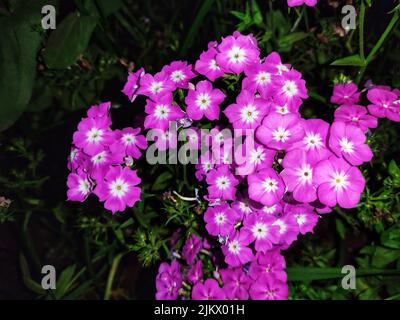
[331,54,366,67]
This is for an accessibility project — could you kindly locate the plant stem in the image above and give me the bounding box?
[355,1,366,85]
[104,252,125,300]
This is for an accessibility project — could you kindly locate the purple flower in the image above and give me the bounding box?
[192,279,226,300]
[222,231,254,267]
[249,250,287,282]
[224,90,268,130]
[156,261,182,300]
[272,214,299,246]
[287,0,317,7]
[185,80,225,121]
[220,268,251,300]
[248,168,285,206]
[216,33,260,74]
[329,122,373,166]
[334,104,378,132]
[195,43,226,81]
[110,127,147,159]
[138,71,175,99]
[242,212,279,252]
[67,147,86,172]
[288,119,332,164]
[367,88,400,122]
[72,117,114,156]
[284,203,319,234]
[331,82,361,105]
[256,113,304,150]
[206,165,239,201]
[235,141,275,176]
[87,149,122,180]
[162,61,195,89]
[67,169,92,202]
[280,149,318,203]
[204,204,238,236]
[249,275,288,300]
[144,94,184,130]
[182,234,202,265]
[122,68,145,101]
[93,166,141,214]
[187,260,203,285]
[314,155,366,209]
[87,102,112,124]
[272,69,308,110]
[243,61,276,98]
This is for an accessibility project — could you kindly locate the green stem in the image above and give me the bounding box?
[359,1,366,61]
[103,252,125,300]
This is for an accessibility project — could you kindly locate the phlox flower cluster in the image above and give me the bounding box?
[67,28,400,300]
[147,31,400,300]
[287,0,317,7]
[67,102,147,213]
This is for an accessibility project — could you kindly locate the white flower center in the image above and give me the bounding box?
[239,202,252,214]
[227,46,246,64]
[282,80,298,97]
[262,177,279,192]
[273,219,287,234]
[272,127,291,142]
[255,71,271,85]
[295,163,313,184]
[122,133,136,145]
[339,137,354,153]
[251,222,268,239]
[109,178,129,198]
[154,104,170,119]
[70,149,78,162]
[228,240,241,254]
[303,132,323,150]
[263,205,276,214]
[86,128,104,143]
[170,70,185,82]
[91,151,107,165]
[240,104,259,123]
[295,214,306,225]
[330,170,350,191]
[215,176,230,190]
[202,162,212,172]
[277,64,289,74]
[78,179,90,195]
[196,93,211,110]
[249,147,266,165]
[209,59,220,71]
[276,104,289,115]
[214,212,226,225]
[150,81,163,94]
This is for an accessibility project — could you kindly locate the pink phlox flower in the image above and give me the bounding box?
[187,260,203,285]
[185,80,225,121]
[122,68,145,101]
[331,82,361,105]
[93,165,141,214]
[206,165,239,201]
[67,168,92,202]
[182,234,202,265]
[137,71,175,99]
[283,203,319,234]
[249,275,288,300]
[156,261,182,300]
[334,104,378,132]
[329,121,373,166]
[192,278,226,300]
[222,231,254,267]
[204,203,238,237]
[162,61,195,89]
[256,113,304,150]
[367,88,400,122]
[249,249,287,282]
[248,168,285,207]
[110,127,147,159]
[220,268,251,300]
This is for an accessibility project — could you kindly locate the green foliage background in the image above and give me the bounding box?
[0,0,400,299]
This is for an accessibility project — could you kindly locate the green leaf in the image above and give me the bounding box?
[19,254,45,295]
[151,171,173,191]
[0,1,54,130]
[331,54,367,67]
[179,0,214,57]
[43,12,98,69]
[251,0,263,26]
[388,160,400,181]
[335,218,346,240]
[277,32,308,51]
[381,224,400,249]
[372,246,400,268]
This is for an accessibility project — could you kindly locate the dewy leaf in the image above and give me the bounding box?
[331,54,367,67]
[0,2,47,131]
[43,12,98,69]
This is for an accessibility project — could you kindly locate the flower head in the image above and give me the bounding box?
[248,168,285,206]
[334,104,378,132]
[204,204,238,236]
[182,234,202,265]
[206,165,239,201]
[122,68,145,101]
[192,278,226,300]
[331,82,361,105]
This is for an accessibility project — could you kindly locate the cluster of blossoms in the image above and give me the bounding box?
[68,29,400,299]
[67,102,147,213]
